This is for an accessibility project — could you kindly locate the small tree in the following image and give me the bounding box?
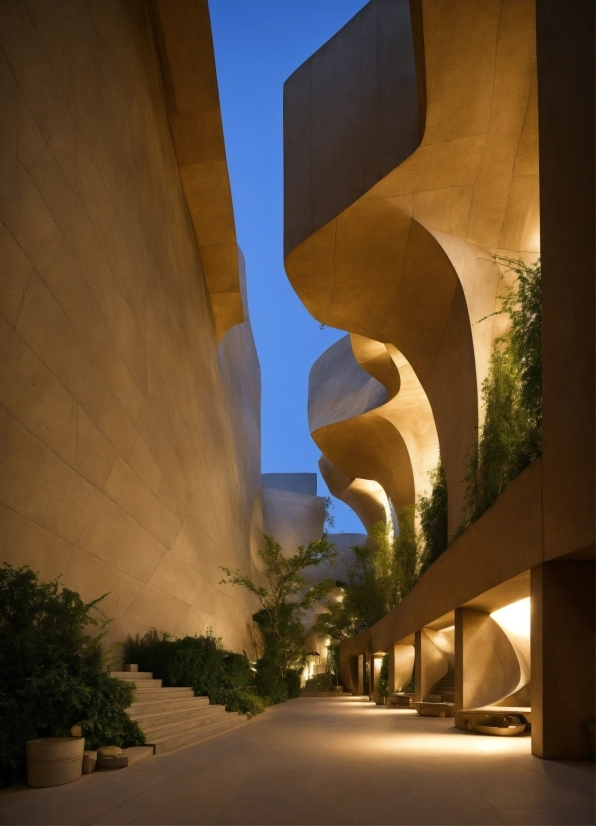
[312,598,356,641]
[323,496,335,531]
[220,534,336,680]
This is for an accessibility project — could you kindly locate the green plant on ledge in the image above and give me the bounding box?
[458,256,542,533]
[318,508,422,636]
[0,564,144,789]
[418,463,448,572]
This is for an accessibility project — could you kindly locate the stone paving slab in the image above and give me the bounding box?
[0,698,593,825]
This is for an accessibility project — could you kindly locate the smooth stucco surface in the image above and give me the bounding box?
[286,0,539,533]
[0,0,261,653]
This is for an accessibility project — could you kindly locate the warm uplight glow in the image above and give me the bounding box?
[490,597,531,637]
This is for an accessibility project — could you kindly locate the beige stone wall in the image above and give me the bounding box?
[0,0,260,654]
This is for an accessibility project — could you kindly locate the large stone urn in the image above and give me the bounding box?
[26,737,85,787]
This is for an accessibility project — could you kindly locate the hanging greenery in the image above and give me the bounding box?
[418,463,448,572]
[459,256,542,531]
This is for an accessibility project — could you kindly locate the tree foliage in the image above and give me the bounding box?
[0,564,144,788]
[220,534,336,698]
[315,509,422,638]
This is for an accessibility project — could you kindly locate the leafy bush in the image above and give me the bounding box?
[418,463,448,571]
[212,688,266,718]
[0,564,144,789]
[285,669,302,699]
[377,654,389,698]
[124,630,264,718]
[460,257,542,531]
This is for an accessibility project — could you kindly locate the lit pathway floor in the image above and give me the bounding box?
[1,697,594,826]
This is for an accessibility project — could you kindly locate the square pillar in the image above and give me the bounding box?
[391,643,415,693]
[454,607,479,712]
[357,654,364,696]
[531,560,595,759]
[415,629,447,702]
[388,645,396,694]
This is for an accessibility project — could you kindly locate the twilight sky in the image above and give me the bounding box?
[209,0,368,533]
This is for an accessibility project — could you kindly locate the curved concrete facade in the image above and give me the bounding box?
[0,0,261,654]
[287,0,539,533]
[285,0,595,759]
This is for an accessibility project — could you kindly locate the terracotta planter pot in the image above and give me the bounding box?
[26,737,85,788]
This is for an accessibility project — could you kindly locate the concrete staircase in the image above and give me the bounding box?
[111,670,247,755]
[429,669,455,703]
[300,675,344,697]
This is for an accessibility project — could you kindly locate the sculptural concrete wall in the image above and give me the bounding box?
[285,0,594,757]
[0,0,261,654]
[286,0,539,533]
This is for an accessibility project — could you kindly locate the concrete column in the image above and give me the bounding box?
[531,560,595,759]
[391,643,415,692]
[388,645,396,695]
[455,607,521,712]
[357,654,364,696]
[415,629,448,702]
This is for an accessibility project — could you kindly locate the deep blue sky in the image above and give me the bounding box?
[210,0,368,533]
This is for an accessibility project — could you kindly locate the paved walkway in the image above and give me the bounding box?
[1,697,594,825]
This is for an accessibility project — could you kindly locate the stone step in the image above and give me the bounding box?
[131,702,222,730]
[300,691,343,697]
[120,746,154,766]
[129,695,209,716]
[130,687,194,703]
[119,678,164,689]
[111,670,152,679]
[149,713,247,755]
[140,706,226,739]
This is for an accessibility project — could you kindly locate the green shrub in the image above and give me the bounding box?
[285,669,302,699]
[210,688,266,718]
[254,655,288,704]
[418,463,448,571]
[377,653,389,698]
[460,257,542,531]
[0,564,144,789]
[123,629,264,718]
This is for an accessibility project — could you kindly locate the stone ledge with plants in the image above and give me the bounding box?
[312,256,542,642]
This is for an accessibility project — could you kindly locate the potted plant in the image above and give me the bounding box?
[25,736,85,788]
[0,564,144,789]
